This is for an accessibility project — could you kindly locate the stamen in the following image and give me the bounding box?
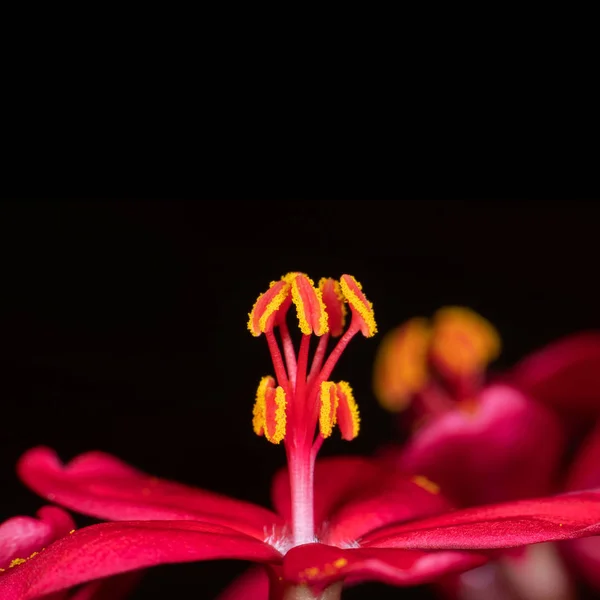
[431,306,501,377]
[335,381,360,440]
[319,277,347,337]
[248,279,291,336]
[318,381,338,438]
[266,330,290,390]
[373,318,431,412]
[264,385,287,444]
[253,377,287,443]
[307,334,329,384]
[339,274,377,337]
[249,272,376,545]
[290,273,329,336]
[279,320,298,388]
[252,375,275,437]
[411,475,441,495]
[294,334,311,410]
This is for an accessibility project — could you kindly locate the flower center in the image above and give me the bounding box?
[249,273,376,545]
[374,306,501,417]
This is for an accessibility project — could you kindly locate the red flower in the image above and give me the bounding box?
[374,309,600,597]
[4,278,600,600]
[373,308,566,506]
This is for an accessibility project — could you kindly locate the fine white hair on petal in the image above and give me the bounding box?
[263,524,294,555]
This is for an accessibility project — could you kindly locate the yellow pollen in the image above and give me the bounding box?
[304,566,320,578]
[412,475,441,495]
[373,318,431,412]
[339,275,377,337]
[28,552,38,559]
[69,529,75,534]
[264,385,287,444]
[333,558,348,568]
[9,558,26,568]
[336,381,360,440]
[431,306,501,377]
[319,381,338,438]
[289,274,329,336]
[319,278,347,321]
[247,280,291,336]
[314,287,328,336]
[252,375,275,436]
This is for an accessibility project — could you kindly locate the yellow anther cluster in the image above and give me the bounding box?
[319,381,339,438]
[373,318,431,412]
[340,275,377,337]
[319,381,360,440]
[337,381,360,439]
[252,376,287,444]
[248,279,291,337]
[269,386,287,444]
[290,273,328,336]
[431,306,501,376]
[318,277,347,337]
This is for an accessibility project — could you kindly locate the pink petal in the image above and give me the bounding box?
[0,506,74,569]
[0,520,281,600]
[323,475,451,546]
[283,543,486,588]
[510,332,600,413]
[216,566,270,600]
[359,490,600,550]
[394,384,564,506]
[19,447,282,539]
[272,456,386,525]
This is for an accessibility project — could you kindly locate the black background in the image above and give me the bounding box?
[0,199,599,599]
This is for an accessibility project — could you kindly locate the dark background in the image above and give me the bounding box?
[0,199,599,599]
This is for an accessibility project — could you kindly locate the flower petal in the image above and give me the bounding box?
[323,475,451,546]
[272,456,384,525]
[511,332,600,413]
[0,520,281,600]
[19,447,282,539]
[216,566,270,600]
[0,506,74,569]
[393,384,564,506]
[359,490,600,550]
[283,543,486,588]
